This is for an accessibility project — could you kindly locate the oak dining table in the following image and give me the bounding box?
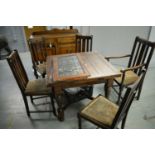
[46,51,121,121]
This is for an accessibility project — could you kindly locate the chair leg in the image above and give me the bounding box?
[42,73,46,78]
[136,82,143,100]
[121,117,127,129]
[77,113,82,129]
[23,95,30,117]
[30,96,34,104]
[0,50,1,60]
[33,66,38,79]
[121,110,129,129]
[50,95,57,117]
[117,85,123,105]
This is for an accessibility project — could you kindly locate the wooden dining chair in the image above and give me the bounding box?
[63,35,94,107]
[77,69,146,129]
[28,37,56,79]
[7,50,56,117]
[76,35,93,52]
[106,36,155,104]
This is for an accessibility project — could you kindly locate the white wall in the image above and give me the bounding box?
[90,26,150,56]
[149,26,155,41]
[46,26,68,30]
[79,26,151,66]
[149,26,155,67]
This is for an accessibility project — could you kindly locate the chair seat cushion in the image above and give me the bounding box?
[115,70,139,85]
[36,63,46,75]
[80,95,119,126]
[25,79,51,95]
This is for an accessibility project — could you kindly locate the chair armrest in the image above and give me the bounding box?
[120,64,146,73]
[105,54,131,61]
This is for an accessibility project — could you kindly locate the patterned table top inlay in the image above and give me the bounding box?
[58,55,84,77]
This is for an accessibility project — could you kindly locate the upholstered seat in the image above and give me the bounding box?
[80,96,118,126]
[78,70,146,129]
[115,70,139,85]
[25,79,51,95]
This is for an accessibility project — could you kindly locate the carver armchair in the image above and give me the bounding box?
[106,36,155,104]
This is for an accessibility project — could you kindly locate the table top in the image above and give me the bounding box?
[46,51,121,87]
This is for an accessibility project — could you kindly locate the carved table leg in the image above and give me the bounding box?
[104,78,114,98]
[53,86,65,121]
[55,94,65,121]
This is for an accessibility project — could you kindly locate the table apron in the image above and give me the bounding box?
[51,77,114,95]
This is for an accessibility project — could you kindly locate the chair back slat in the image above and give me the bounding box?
[76,35,93,52]
[7,50,28,93]
[140,45,149,64]
[82,38,86,52]
[112,70,146,128]
[134,43,145,66]
[87,39,90,51]
[128,36,155,74]
[28,37,57,64]
[28,38,46,63]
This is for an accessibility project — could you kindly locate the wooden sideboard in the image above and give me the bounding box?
[30,29,79,55]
